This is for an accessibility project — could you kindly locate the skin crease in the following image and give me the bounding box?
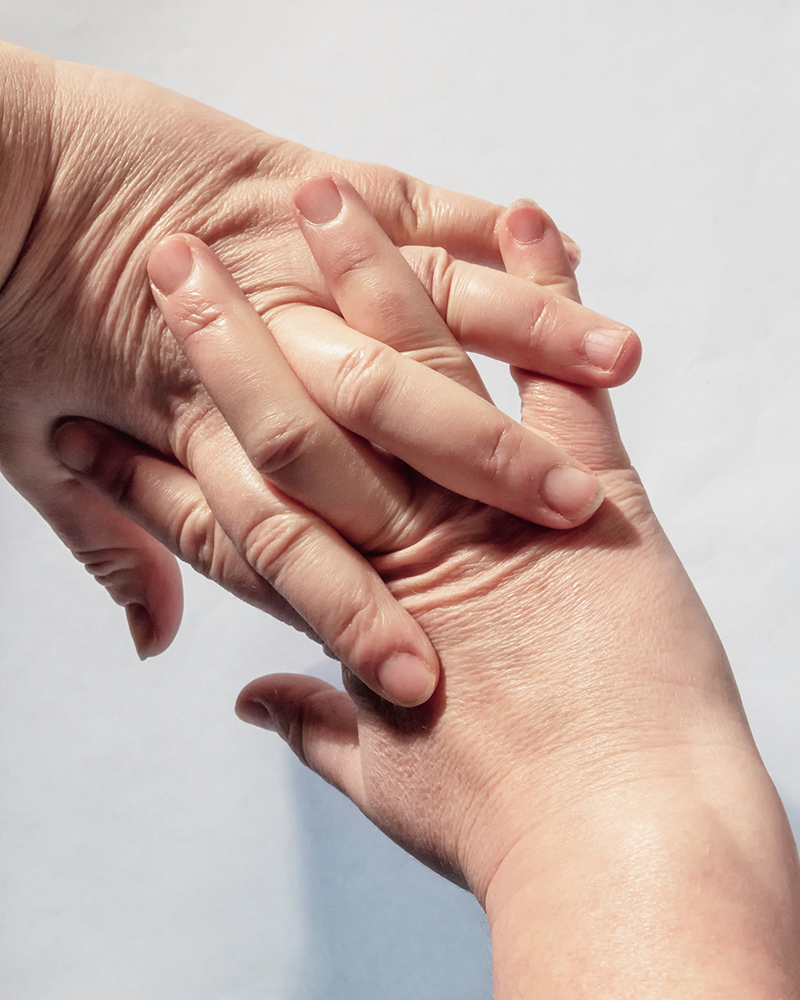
[0,43,638,704]
[67,188,800,994]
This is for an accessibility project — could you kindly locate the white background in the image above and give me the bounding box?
[1,1,799,997]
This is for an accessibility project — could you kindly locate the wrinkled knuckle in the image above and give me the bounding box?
[485,421,525,481]
[171,396,220,468]
[334,243,383,282]
[241,511,313,582]
[72,546,139,605]
[247,414,316,477]
[331,343,393,426]
[175,294,226,346]
[283,693,320,769]
[408,246,455,316]
[326,594,384,676]
[110,458,145,512]
[73,545,130,578]
[395,174,423,239]
[173,499,220,574]
[526,295,554,355]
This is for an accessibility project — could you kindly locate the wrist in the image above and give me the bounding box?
[482,746,800,998]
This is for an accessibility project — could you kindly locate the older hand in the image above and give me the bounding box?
[0,43,637,697]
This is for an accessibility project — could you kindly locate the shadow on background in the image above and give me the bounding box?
[286,746,492,1000]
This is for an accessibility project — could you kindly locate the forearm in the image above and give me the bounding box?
[486,749,800,998]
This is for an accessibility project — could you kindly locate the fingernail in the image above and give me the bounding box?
[235,699,278,732]
[53,421,98,473]
[507,205,545,244]
[295,176,343,225]
[583,327,630,372]
[148,238,194,296]
[126,603,156,660]
[377,653,437,707]
[541,465,604,521]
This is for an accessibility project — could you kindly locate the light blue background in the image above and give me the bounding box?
[1,2,799,996]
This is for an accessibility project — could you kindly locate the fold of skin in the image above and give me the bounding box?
[225,266,800,993]
[0,41,506,639]
[299,427,800,996]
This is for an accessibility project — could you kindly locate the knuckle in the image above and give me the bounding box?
[171,394,220,468]
[332,243,383,282]
[72,546,138,605]
[526,294,555,356]
[247,413,316,478]
[485,419,525,481]
[393,173,423,239]
[282,689,330,769]
[331,341,394,427]
[240,509,315,583]
[83,444,146,513]
[404,246,455,318]
[173,292,226,347]
[172,498,224,575]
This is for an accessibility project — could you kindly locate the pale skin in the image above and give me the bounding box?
[61,179,800,995]
[0,40,639,705]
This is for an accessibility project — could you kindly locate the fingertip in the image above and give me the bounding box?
[235,695,278,732]
[294,174,344,225]
[53,419,100,474]
[505,202,547,245]
[140,549,184,657]
[148,235,196,297]
[126,603,157,660]
[375,652,439,707]
[583,327,643,386]
[615,329,643,383]
[561,236,582,270]
[499,200,579,296]
[540,465,606,526]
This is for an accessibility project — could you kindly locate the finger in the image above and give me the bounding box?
[182,418,439,706]
[342,163,505,268]
[55,417,440,706]
[294,175,489,396]
[511,373,631,472]
[352,165,580,270]
[154,232,605,529]
[498,200,582,301]
[498,216,631,470]
[298,175,638,390]
[16,433,184,658]
[265,304,608,529]
[148,234,418,550]
[236,673,364,804]
[53,418,306,627]
[399,244,641,387]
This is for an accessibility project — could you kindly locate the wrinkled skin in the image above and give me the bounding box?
[70,190,800,994]
[0,43,515,652]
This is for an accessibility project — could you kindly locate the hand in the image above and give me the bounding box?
[0,43,637,693]
[64,176,800,998]
[52,174,639,704]
[70,187,800,993]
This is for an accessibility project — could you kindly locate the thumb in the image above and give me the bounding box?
[236,673,365,804]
